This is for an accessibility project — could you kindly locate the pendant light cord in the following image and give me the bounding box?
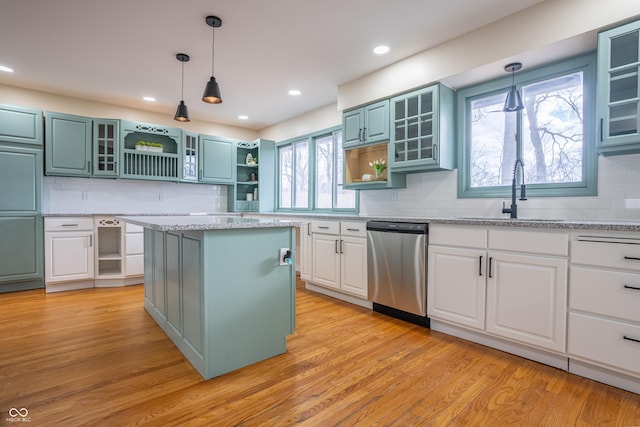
[181,61,185,100]
[211,26,215,76]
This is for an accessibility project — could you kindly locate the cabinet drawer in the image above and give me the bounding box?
[571,239,640,272]
[489,229,568,256]
[45,217,93,231]
[568,312,640,376]
[429,225,487,248]
[570,267,640,323]
[125,222,143,233]
[126,233,144,255]
[340,221,366,237]
[312,221,339,235]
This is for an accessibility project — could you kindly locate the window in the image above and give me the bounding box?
[278,127,357,212]
[458,54,597,198]
[278,139,308,209]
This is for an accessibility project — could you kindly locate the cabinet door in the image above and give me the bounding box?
[93,119,119,177]
[44,231,94,283]
[0,104,43,146]
[312,233,340,290]
[0,146,41,214]
[45,112,92,176]
[390,86,436,167]
[299,223,312,281]
[342,109,363,147]
[486,252,567,352]
[0,216,43,286]
[427,245,486,330]
[340,235,367,297]
[597,20,640,153]
[182,131,198,181]
[199,136,235,184]
[363,100,390,143]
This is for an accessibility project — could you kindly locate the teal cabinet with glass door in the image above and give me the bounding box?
[342,100,389,147]
[597,19,640,155]
[182,131,199,182]
[388,83,455,172]
[93,119,119,178]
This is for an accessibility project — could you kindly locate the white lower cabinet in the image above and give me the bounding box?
[125,222,144,277]
[308,220,368,301]
[45,216,144,292]
[567,230,640,394]
[45,217,95,292]
[428,225,568,360]
[299,222,312,281]
[486,252,567,353]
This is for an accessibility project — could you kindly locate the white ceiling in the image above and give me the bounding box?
[0,0,547,130]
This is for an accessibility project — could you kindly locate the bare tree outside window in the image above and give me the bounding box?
[469,71,584,188]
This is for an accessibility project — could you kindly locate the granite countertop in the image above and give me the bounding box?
[116,215,303,231]
[248,213,640,232]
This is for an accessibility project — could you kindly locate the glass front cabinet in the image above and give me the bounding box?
[597,19,640,155]
[388,83,455,172]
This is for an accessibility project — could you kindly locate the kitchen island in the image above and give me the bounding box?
[117,215,301,380]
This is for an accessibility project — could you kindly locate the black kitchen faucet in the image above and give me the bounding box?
[502,159,527,219]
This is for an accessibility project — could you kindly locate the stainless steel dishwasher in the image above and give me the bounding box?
[367,221,429,327]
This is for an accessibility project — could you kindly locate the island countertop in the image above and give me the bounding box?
[117,215,303,231]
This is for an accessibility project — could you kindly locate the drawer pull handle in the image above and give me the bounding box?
[346,228,360,232]
[624,284,640,291]
[624,256,640,261]
[623,335,640,344]
[62,224,79,227]
[318,226,329,229]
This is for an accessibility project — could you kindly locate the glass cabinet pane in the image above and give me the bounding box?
[610,31,639,68]
[407,96,418,117]
[420,92,433,115]
[609,69,638,102]
[394,100,405,120]
[609,102,638,136]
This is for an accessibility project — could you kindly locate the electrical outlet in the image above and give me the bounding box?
[82,191,89,200]
[279,248,291,266]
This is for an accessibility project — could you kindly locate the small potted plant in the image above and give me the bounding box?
[135,141,164,153]
[369,158,387,179]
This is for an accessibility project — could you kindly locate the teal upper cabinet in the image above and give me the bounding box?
[597,19,640,155]
[199,135,235,184]
[45,113,120,178]
[120,120,182,182]
[342,100,390,147]
[182,131,199,182]
[0,104,43,146]
[45,112,92,177]
[93,119,119,178]
[388,83,455,172]
[228,139,275,212]
[0,145,42,214]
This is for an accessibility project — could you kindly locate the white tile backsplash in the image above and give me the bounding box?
[360,153,640,220]
[43,177,227,215]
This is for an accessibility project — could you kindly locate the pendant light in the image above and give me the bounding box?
[503,62,524,112]
[202,15,223,104]
[174,53,191,122]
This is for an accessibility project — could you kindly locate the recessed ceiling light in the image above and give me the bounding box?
[0,65,15,73]
[238,115,249,120]
[373,45,390,55]
[143,96,156,102]
[288,89,301,96]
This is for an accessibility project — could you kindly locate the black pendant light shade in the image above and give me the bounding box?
[202,15,223,104]
[203,76,222,104]
[503,62,524,112]
[174,53,191,122]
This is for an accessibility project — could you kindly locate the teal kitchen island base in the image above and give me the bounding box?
[120,215,298,380]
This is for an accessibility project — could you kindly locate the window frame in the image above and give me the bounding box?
[457,53,598,199]
[276,126,358,213]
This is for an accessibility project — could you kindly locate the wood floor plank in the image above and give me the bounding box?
[0,279,638,426]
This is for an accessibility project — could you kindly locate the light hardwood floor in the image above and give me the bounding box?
[0,279,639,426]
